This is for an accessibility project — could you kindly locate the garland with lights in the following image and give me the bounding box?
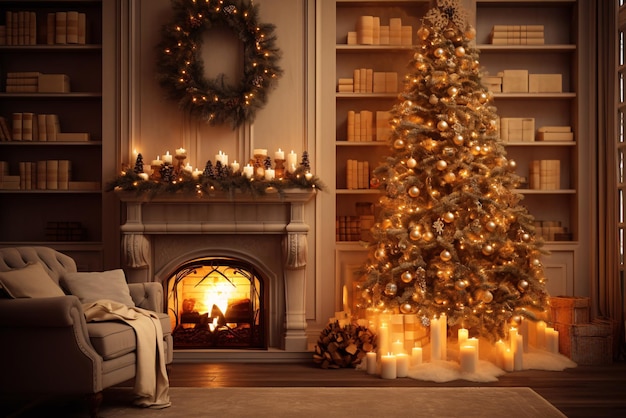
[106,166,323,198]
[156,0,283,128]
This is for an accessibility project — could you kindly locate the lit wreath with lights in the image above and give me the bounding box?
[156,0,283,128]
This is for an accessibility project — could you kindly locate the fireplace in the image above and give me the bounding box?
[167,257,266,349]
[116,189,316,357]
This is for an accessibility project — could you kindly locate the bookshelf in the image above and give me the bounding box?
[0,0,113,271]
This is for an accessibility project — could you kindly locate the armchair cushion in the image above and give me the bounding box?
[0,262,65,298]
[61,269,135,307]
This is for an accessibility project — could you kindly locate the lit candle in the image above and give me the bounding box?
[287,150,297,172]
[392,340,404,355]
[230,160,240,173]
[514,334,524,370]
[192,168,202,179]
[243,164,254,178]
[380,353,396,379]
[458,328,468,347]
[509,327,518,351]
[439,313,447,361]
[495,339,506,369]
[275,148,285,160]
[459,344,476,374]
[396,353,409,377]
[411,346,423,366]
[504,348,514,372]
[305,172,313,180]
[175,147,186,157]
[151,156,162,166]
[138,172,149,181]
[546,327,559,354]
[342,285,348,312]
[467,337,479,365]
[366,352,377,375]
[378,324,389,356]
[215,150,228,166]
[265,168,275,180]
[430,317,441,361]
[163,151,172,164]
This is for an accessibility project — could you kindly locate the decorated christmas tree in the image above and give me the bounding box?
[355,0,550,343]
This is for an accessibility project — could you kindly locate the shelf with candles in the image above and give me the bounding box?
[107,159,323,198]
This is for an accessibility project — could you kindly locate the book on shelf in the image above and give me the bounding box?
[2,11,37,46]
[529,159,560,190]
[45,114,60,141]
[46,11,86,45]
[55,11,67,44]
[12,113,22,140]
[536,126,574,141]
[346,159,369,189]
[490,25,545,45]
[0,116,12,141]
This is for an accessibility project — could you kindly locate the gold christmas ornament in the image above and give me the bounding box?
[508,160,517,170]
[400,302,414,314]
[407,157,417,168]
[443,172,456,183]
[443,211,455,223]
[408,186,420,197]
[417,27,430,40]
[401,271,413,283]
[384,282,398,296]
[455,279,468,290]
[409,228,422,241]
[429,94,439,105]
[447,86,458,97]
[440,250,452,261]
[517,280,529,291]
[434,47,445,58]
[375,248,386,260]
[482,290,494,303]
[482,244,494,255]
[486,221,497,232]
[522,233,531,242]
[430,190,440,199]
[437,120,449,131]
[453,134,464,146]
[394,139,406,149]
[423,231,434,242]
[465,26,476,41]
[436,160,448,170]
[455,46,465,57]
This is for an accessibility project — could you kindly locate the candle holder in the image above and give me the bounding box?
[253,153,266,178]
[274,158,285,179]
[150,163,163,181]
[174,154,186,176]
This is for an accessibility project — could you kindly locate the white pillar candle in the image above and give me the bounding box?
[392,340,404,355]
[243,164,254,178]
[305,172,313,180]
[151,156,162,166]
[504,348,514,372]
[458,328,468,347]
[396,353,409,377]
[366,352,377,375]
[286,150,297,172]
[175,147,186,157]
[411,346,423,366]
[230,160,240,173]
[546,327,559,354]
[138,172,149,181]
[275,148,285,160]
[162,151,172,164]
[192,168,202,178]
[215,150,228,166]
[495,339,506,369]
[380,354,397,379]
[184,163,193,172]
[514,334,524,370]
[520,319,530,352]
[509,327,518,351]
[265,168,275,180]
[467,337,479,365]
[378,324,390,356]
[440,313,447,360]
[459,344,477,374]
[430,317,441,361]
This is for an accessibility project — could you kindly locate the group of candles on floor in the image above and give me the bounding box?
[361,313,560,379]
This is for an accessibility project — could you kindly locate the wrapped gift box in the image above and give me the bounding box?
[555,320,613,365]
[549,296,590,325]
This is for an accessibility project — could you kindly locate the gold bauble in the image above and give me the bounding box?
[408,186,420,198]
[430,190,440,199]
[436,160,448,171]
[443,211,455,223]
[434,47,445,58]
[486,221,497,232]
[508,159,517,170]
[482,290,493,303]
[440,250,452,261]
[375,248,386,260]
[447,86,458,97]
[437,120,449,131]
[409,228,422,241]
[444,28,455,39]
[455,46,465,57]
[407,157,417,168]
[401,271,413,283]
[453,134,464,146]
[465,27,476,41]
[382,219,393,229]
[443,172,456,183]
[400,302,414,314]
[478,92,488,103]
[423,231,434,242]
[518,280,529,291]
[532,258,541,267]
[384,282,398,296]
[472,145,482,155]
[522,233,531,242]
[429,94,439,105]
[394,139,405,149]
[417,27,430,40]
[455,279,468,291]
[482,244,494,255]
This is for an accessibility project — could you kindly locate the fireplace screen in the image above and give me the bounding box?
[167,257,265,349]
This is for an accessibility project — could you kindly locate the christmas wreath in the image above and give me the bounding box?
[156,0,283,128]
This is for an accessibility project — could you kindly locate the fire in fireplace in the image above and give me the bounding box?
[166,257,266,349]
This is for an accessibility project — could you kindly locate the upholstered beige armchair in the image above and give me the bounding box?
[0,246,173,417]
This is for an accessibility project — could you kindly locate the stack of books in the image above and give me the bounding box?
[9,112,89,142]
[347,15,412,46]
[346,159,370,190]
[490,25,545,45]
[0,10,37,45]
[47,11,87,45]
[337,69,398,93]
[529,159,560,190]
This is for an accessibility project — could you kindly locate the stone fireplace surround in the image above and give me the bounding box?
[116,189,316,362]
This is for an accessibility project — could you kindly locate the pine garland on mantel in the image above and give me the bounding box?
[156,0,283,128]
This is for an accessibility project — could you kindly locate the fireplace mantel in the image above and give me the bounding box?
[115,189,316,352]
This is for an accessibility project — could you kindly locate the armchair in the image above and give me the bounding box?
[0,246,173,417]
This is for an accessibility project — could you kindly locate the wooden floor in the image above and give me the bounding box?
[166,360,626,417]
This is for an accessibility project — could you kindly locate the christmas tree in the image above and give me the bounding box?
[356,0,550,343]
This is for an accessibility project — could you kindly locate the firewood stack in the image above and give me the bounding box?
[313,321,376,369]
